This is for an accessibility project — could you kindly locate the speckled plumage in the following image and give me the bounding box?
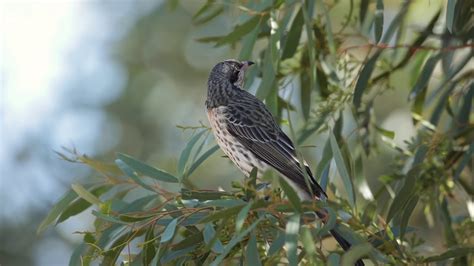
[206,59,326,200]
[205,60,365,265]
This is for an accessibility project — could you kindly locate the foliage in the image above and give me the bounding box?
[39,0,473,265]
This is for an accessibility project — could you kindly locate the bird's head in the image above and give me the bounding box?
[210,59,254,87]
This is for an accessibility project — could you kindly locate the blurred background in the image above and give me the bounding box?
[0,0,464,265]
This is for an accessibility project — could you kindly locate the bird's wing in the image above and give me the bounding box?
[225,101,327,199]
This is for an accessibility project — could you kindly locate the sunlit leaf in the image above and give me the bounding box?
[71,183,102,205]
[285,214,300,266]
[37,189,78,234]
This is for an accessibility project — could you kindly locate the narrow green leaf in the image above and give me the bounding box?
[203,224,223,254]
[117,153,178,183]
[279,177,302,213]
[236,202,252,232]
[456,82,473,132]
[180,188,230,201]
[301,227,316,258]
[215,15,266,47]
[282,8,304,60]
[37,189,78,234]
[256,43,276,100]
[194,7,224,25]
[341,242,371,266]
[446,0,456,33]
[178,130,207,177]
[353,50,382,109]
[92,210,129,225]
[246,233,261,266]
[408,54,442,101]
[71,183,102,205]
[211,217,263,266]
[380,1,409,43]
[115,159,156,192]
[400,195,418,240]
[359,0,369,26]
[374,0,384,43]
[69,243,88,266]
[187,145,219,177]
[386,168,418,222]
[143,225,156,265]
[239,19,261,60]
[199,204,245,223]
[285,214,300,266]
[330,133,355,207]
[161,218,178,243]
[374,125,395,139]
[424,246,474,262]
[203,223,224,254]
[57,185,110,223]
[160,245,198,264]
[268,232,285,256]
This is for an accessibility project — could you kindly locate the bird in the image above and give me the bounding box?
[206,59,364,266]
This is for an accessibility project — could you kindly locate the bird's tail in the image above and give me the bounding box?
[329,229,365,266]
[315,210,365,266]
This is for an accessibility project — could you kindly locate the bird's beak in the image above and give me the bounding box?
[241,61,255,71]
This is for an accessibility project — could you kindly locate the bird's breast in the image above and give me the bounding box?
[207,107,267,176]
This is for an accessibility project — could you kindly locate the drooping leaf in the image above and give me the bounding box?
[246,233,262,266]
[353,50,382,109]
[236,202,252,232]
[71,183,102,205]
[330,132,355,207]
[386,168,418,223]
[58,185,110,223]
[215,15,267,47]
[400,195,418,240]
[359,0,369,26]
[279,177,302,213]
[178,130,207,177]
[37,189,78,234]
[115,159,156,192]
[282,8,304,59]
[161,217,178,243]
[268,232,286,256]
[285,214,300,266]
[142,225,157,265]
[203,223,224,254]
[199,204,246,223]
[374,0,384,43]
[423,246,474,262]
[187,145,219,177]
[117,153,179,183]
[408,54,442,101]
[210,217,263,266]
